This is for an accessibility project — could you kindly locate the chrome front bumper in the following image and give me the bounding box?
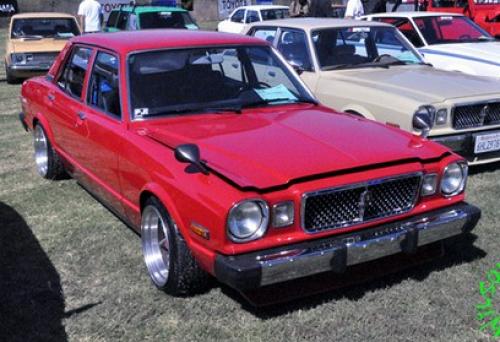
[215,203,480,290]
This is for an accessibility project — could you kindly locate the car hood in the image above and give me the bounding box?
[327,65,500,103]
[141,105,448,190]
[10,38,68,53]
[420,42,500,68]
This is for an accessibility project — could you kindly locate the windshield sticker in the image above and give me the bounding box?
[134,108,149,117]
[351,27,370,33]
[255,84,298,102]
[439,16,454,21]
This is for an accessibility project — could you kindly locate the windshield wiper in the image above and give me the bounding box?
[242,97,318,108]
[322,64,353,71]
[142,105,242,117]
[20,35,43,40]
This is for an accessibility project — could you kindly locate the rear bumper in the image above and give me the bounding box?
[431,129,500,165]
[214,202,480,290]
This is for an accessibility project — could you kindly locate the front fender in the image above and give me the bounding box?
[340,104,377,120]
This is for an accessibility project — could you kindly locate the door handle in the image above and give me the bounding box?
[77,112,86,120]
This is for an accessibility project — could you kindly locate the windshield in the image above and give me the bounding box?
[139,11,198,29]
[128,45,315,119]
[261,9,289,20]
[312,26,423,71]
[413,16,493,44]
[11,18,80,39]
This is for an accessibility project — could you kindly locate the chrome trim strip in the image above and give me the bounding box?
[300,172,423,234]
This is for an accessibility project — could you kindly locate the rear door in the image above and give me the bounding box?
[48,45,93,165]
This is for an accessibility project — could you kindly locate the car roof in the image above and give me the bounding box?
[11,12,77,19]
[234,5,289,11]
[72,29,268,54]
[364,11,464,18]
[114,6,187,13]
[248,17,391,30]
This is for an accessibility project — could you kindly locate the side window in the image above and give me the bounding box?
[231,9,245,23]
[251,28,277,43]
[277,29,312,71]
[245,10,260,24]
[57,47,92,98]
[107,11,119,28]
[116,11,130,30]
[87,52,121,118]
[380,17,424,47]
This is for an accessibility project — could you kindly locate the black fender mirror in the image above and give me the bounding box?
[413,112,432,138]
[174,144,209,174]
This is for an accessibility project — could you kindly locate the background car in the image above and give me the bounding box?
[5,12,80,83]
[104,5,199,32]
[217,5,289,34]
[363,12,500,78]
[422,0,500,38]
[19,30,480,297]
[247,18,500,165]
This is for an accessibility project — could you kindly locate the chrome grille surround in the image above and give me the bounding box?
[452,100,500,129]
[301,173,422,234]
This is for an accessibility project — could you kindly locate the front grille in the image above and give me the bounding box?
[27,52,58,66]
[302,173,421,233]
[453,102,500,129]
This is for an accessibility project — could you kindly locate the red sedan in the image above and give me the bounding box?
[19,30,480,296]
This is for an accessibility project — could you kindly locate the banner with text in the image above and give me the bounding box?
[99,0,135,21]
[218,0,251,19]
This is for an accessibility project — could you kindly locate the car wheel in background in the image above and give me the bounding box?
[5,63,19,84]
[141,197,209,296]
[33,124,65,179]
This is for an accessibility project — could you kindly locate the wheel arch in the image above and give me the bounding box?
[341,105,376,120]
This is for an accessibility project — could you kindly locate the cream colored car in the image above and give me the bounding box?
[5,12,80,83]
[247,18,500,165]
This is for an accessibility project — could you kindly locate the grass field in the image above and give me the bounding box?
[0,27,499,342]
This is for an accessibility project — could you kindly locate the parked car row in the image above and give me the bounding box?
[14,5,498,301]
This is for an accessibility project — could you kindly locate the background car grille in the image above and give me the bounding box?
[302,174,421,233]
[27,52,58,66]
[453,102,500,129]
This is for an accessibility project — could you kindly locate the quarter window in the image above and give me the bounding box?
[87,52,121,117]
[231,9,245,23]
[57,46,92,98]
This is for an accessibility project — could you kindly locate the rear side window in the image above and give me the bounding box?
[245,10,260,24]
[106,10,119,28]
[57,46,92,98]
[139,11,193,29]
[87,52,121,118]
[251,28,278,43]
[231,9,245,23]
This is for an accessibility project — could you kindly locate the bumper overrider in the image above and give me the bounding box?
[215,202,480,290]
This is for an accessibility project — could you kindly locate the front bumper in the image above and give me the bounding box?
[7,64,52,78]
[215,202,480,290]
[431,128,500,165]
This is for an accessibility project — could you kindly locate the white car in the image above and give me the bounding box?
[217,5,289,34]
[363,12,500,78]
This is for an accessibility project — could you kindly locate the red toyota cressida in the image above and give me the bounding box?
[19,30,481,296]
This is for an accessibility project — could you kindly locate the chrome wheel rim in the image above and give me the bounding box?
[141,205,170,287]
[34,125,48,177]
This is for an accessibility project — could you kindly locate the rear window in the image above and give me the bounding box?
[11,18,80,38]
[139,11,197,29]
[261,9,289,20]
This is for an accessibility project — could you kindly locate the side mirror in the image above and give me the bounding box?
[413,112,432,138]
[288,60,305,75]
[175,144,209,174]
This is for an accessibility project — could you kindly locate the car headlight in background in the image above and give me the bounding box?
[412,105,436,137]
[227,200,269,242]
[441,162,468,196]
[11,53,27,65]
[435,109,447,125]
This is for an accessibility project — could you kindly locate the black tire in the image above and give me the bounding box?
[33,124,66,180]
[5,63,19,84]
[141,197,209,296]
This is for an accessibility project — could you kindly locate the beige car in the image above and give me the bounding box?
[247,18,500,165]
[5,12,80,83]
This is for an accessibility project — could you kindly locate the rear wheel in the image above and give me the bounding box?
[33,124,65,179]
[141,197,209,295]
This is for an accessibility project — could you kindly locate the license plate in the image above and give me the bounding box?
[474,132,500,154]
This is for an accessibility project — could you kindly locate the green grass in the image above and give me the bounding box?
[0,27,499,341]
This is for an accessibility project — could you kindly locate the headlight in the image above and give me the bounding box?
[412,105,436,137]
[441,162,468,196]
[11,53,26,65]
[435,109,447,125]
[227,200,269,242]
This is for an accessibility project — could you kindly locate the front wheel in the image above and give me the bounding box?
[33,124,65,179]
[5,63,19,84]
[141,197,209,296]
